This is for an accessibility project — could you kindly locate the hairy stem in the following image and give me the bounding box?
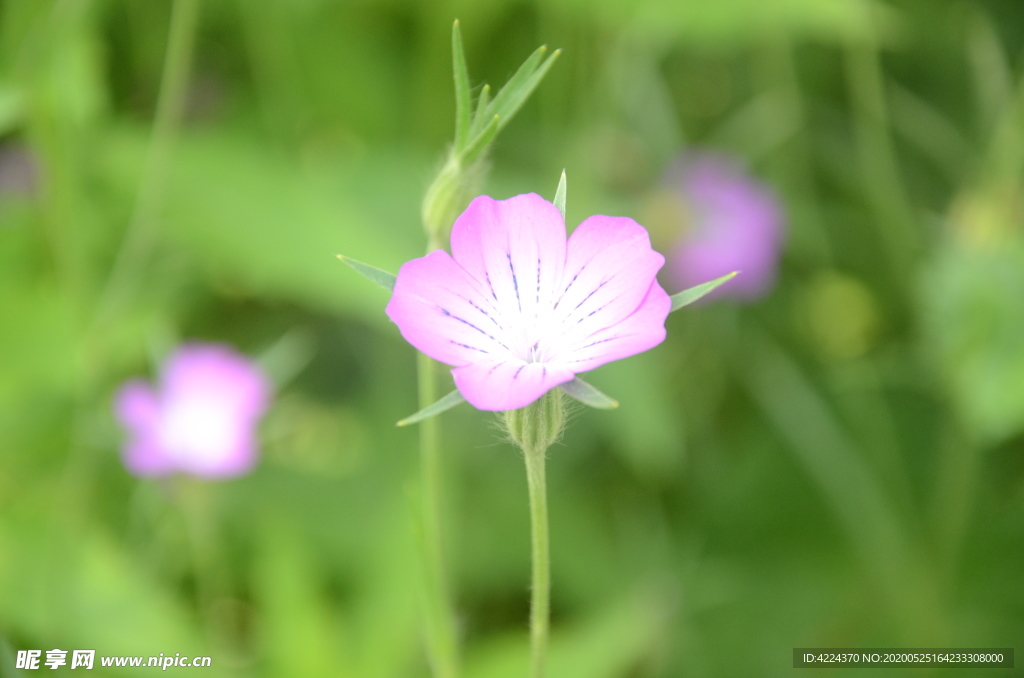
[523,442,550,678]
[504,391,562,678]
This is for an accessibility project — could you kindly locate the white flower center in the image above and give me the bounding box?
[158,397,237,464]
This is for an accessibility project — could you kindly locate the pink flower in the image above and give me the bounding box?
[666,154,784,301]
[386,193,671,411]
[115,343,270,478]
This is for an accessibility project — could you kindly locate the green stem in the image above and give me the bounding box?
[761,33,835,265]
[177,479,235,652]
[931,419,982,586]
[417,351,459,678]
[179,480,220,616]
[504,391,562,678]
[44,0,201,641]
[523,443,550,678]
[844,37,918,276]
[91,0,200,331]
[415,180,460,677]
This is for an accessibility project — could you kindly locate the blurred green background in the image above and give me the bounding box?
[2,0,1024,675]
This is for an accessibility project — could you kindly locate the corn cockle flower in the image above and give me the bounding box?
[114,343,270,478]
[385,193,671,411]
[665,154,783,301]
[341,179,733,678]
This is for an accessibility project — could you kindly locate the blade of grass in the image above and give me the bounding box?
[742,321,939,636]
[92,0,201,330]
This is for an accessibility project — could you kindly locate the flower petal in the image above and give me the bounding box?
[668,154,784,300]
[560,280,671,372]
[164,344,269,418]
[176,434,258,477]
[115,381,175,476]
[551,215,664,351]
[115,380,159,431]
[452,359,574,411]
[672,237,778,300]
[122,438,177,477]
[450,194,567,355]
[386,250,513,366]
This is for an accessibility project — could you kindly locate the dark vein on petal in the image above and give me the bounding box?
[507,253,521,312]
[555,242,647,313]
[536,257,541,307]
[554,261,595,312]
[562,264,587,295]
[484,271,499,302]
[558,266,585,303]
[459,294,504,330]
[579,336,618,350]
[577,301,611,324]
[450,340,489,354]
[440,307,502,345]
[569,278,606,315]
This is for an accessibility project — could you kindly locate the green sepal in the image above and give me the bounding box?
[397,388,467,427]
[461,114,500,165]
[463,43,560,142]
[669,272,738,311]
[559,377,619,409]
[503,389,564,452]
[487,46,561,134]
[553,170,567,218]
[336,255,397,292]
[470,84,491,136]
[452,20,472,151]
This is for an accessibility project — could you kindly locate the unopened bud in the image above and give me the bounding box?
[502,389,565,455]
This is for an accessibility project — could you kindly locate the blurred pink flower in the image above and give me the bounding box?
[115,344,270,478]
[386,193,671,411]
[666,154,784,301]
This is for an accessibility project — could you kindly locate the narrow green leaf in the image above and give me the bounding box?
[553,170,567,218]
[258,327,317,389]
[452,20,472,152]
[397,388,467,426]
[336,255,397,291]
[669,271,738,311]
[491,49,561,132]
[460,114,500,165]
[470,83,491,137]
[560,377,619,409]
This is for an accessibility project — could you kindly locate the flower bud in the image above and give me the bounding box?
[502,389,565,455]
[421,155,466,249]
